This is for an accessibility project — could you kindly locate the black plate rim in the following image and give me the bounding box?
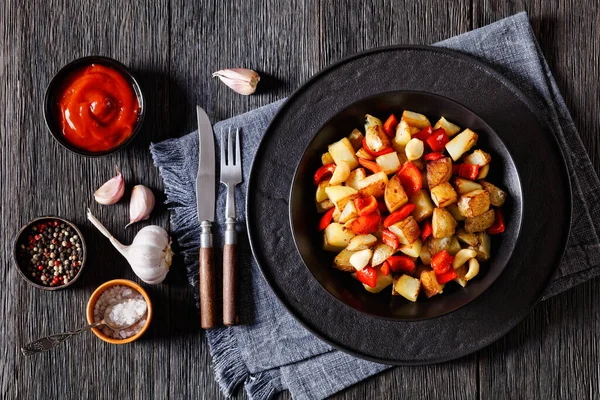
[245,44,572,365]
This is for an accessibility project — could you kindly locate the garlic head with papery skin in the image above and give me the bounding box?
[87,209,173,284]
[127,185,155,228]
[212,68,260,95]
[94,166,125,205]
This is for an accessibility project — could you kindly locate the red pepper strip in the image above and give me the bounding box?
[362,138,394,157]
[488,208,505,234]
[423,152,445,162]
[380,261,391,276]
[387,255,416,274]
[454,163,480,180]
[383,203,415,228]
[412,126,433,141]
[351,212,381,234]
[318,207,335,231]
[314,163,336,185]
[377,200,388,213]
[383,114,398,138]
[382,228,400,250]
[431,250,454,275]
[436,269,457,284]
[426,128,449,152]
[358,158,382,174]
[356,266,377,288]
[421,220,433,241]
[398,161,423,195]
[354,196,378,216]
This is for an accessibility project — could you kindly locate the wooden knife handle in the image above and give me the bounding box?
[223,243,237,326]
[200,246,217,328]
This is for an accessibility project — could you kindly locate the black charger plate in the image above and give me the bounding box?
[246,46,571,365]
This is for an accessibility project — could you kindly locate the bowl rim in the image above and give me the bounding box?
[13,216,87,291]
[86,279,153,344]
[288,89,524,322]
[43,55,145,157]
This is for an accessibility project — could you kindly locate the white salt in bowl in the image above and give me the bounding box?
[86,279,152,344]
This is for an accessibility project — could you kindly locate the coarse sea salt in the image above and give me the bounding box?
[93,285,148,339]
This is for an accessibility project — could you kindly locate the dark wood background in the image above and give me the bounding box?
[1,1,598,399]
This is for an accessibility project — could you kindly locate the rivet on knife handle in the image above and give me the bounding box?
[223,217,238,326]
[200,221,217,329]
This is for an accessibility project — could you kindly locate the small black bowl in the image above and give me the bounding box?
[43,56,145,157]
[289,91,523,321]
[13,216,87,290]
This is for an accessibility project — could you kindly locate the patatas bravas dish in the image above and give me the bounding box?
[314,110,507,302]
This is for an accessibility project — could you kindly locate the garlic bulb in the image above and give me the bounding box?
[213,68,260,95]
[94,166,125,205]
[87,209,173,284]
[126,185,155,228]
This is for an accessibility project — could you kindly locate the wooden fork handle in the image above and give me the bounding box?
[200,221,217,329]
[223,218,238,326]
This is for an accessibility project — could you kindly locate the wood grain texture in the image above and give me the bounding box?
[222,243,238,326]
[200,246,217,329]
[0,0,598,399]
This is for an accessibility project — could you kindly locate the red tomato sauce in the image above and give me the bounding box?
[56,64,140,152]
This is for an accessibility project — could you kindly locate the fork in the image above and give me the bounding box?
[220,127,242,326]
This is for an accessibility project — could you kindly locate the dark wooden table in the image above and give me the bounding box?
[2,1,599,399]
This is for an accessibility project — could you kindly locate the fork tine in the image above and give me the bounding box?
[235,128,241,166]
[227,128,234,166]
[220,130,226,166]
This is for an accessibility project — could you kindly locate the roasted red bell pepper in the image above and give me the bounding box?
[387,255,415,274]
[431,250,454,275]
[383,203,415,228]
[380,261,391,276]
[398,161,422,195]
[383,114,398,138]
[453,163,480,180]
[420,220,433,241]
[351,211,381,234]
[354,196,378,216]
[436,269,457,284]
[488,208,505,234]
[412,126,433,141]
[381,228,400,250]
[318,207,335,231]
[356,266,377,288]
[362,138,394,157]
[358,158,382,174]
[426,128,449,152]
[424,152,445,162]
[313,163,336,185]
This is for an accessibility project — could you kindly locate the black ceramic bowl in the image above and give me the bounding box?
[43,56,145,157]
[13,216,87,291]
[290,91,522,321]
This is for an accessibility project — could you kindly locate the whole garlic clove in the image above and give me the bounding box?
[126,185,155,227]
[212,68,260,95]
[94,166,125,205]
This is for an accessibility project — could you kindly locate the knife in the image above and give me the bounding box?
[196,105,217,329]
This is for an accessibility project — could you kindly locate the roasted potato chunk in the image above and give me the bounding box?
[365,125,391,152]
[329,160,351,185]
[356,147,375,160]
[433,116,461,136]
[321,152,334,165]
[432,208,457,238]
[420,270,444,298]
[457,189,490,218]
[448,236,461,256]
[409,189,435,222]
[456,227,479,247]
[339,201,358,224]
[454,264,468,287]
[347,234,378,251]
[328,137,359,169]
[399,238,423,258]
[419,246,431,265]
[469,232,491,261]
[323,223,356,252]
[345,168,367,190]
[477,164,489,179]
[347,128,364,151]
[445,128,478,161]
[426,157,452,188]
[357,171,388,198]
[364,272,394,293]
[430,182,458,208]
[371,243,394,266]
[389,216,421,245]
[427,236,452,256]
[451,177,482,195]
[325,185,359,210]
[463,149,491,166]
[333,248,357,272]
[394,120,412,148]
[401,110,431,129]
[465,209,496,233]
[376,152,401,175]
[384,173,408,213]
[479,181,507,207]
[394,274,421,301]
[315,179,330,203]
[364,114,383,128]
[316,199,334,213]
[446,203,465,221]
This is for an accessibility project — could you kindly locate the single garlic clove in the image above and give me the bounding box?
[212,68,260,95]
[94,166,125,205]
[126,185,155,228]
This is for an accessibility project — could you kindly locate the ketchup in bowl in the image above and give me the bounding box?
[47,59,143,155]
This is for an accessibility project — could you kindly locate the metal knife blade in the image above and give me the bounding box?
[196,106,216,223]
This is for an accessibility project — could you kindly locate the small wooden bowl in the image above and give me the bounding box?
[13,216,87,291]
[86,279,153,344]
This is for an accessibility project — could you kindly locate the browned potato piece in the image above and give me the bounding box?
[389,216,421,245]
[356,147,375,160]
[316,199,334,213]
[451,177,482,195]
[413,264,431,278]
[457,189,490,218]
[427,236,452,256]
[479,181,507,207]
[456,227,479,247]
[345,168,367,190]
[469,232,491,261]
[410,189,435,222]
[412,158,426,171]
[430,182,458,208]
[445,128,478,161]
[477,164,490,179]
[426,157,452,188]
[347,129,364,151]
[401,110,431,129]
[384,174,408,213]
[365,125,391,153]
[325,185,359,210]
[454,264,468,287]
[333,248,357,272]
[465,209,495,233]
[420,270,444,298]
[328,137,359,169]
[346,234,378,251]
[448,236,461,256]
[315,179,330,203]
[321,152,334,165]
[463,149,491,166]
[357,171,388,198]
[323,223,355,252]
[446,203,465,221]
[432,208,457,238]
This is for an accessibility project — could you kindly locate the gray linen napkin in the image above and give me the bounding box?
[150,12,600,400]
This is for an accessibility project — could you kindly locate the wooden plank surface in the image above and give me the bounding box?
[0,0,598,399]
